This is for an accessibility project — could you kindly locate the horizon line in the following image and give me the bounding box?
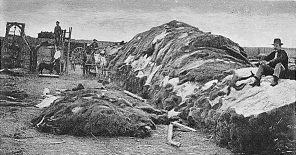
[0,35,295,49]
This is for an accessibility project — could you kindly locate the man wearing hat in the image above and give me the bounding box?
[90,39,99,50]
[54,21,62,46]
[250,38,288,87]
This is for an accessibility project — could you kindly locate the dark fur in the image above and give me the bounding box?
[38,62,56,74]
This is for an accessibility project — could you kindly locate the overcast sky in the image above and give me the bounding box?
[1,0,296,47]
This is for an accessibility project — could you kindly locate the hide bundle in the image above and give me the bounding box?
[32,89,156,138]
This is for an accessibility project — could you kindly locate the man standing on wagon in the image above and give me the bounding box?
[54,21,62,46]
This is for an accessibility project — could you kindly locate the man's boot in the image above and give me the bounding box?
[270,75,279,86]
[250,76,260,87]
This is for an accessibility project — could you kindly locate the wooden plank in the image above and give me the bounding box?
[171,121,197,132]
[123,90,145,102]
[38,74,59,78]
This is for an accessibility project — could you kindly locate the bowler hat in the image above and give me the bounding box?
[272,38,283,45]
[56,21,60,23]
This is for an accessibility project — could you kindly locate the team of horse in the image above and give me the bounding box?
[37,45,110,78]
[84,49,108,78]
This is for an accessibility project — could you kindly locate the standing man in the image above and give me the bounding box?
[250,38,288,87]
[54,46,62,74]
[54,21,62,46]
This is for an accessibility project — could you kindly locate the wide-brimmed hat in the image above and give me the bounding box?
[93,39,97,42]
[272,38,283,45]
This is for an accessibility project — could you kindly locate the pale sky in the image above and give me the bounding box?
[1,0,296,47]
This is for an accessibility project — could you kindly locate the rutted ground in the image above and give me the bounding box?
[0,73,232,155]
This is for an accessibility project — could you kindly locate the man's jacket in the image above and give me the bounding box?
[264,49,288,70]
[54,26,62,36]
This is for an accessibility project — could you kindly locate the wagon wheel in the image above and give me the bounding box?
[71,47,85,65]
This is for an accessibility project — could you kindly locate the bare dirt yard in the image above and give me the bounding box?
[0,69,232,155]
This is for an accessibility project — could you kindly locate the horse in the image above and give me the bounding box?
[94,53,108,78]
[83,53,94,75]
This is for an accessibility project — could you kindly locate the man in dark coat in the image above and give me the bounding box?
[250,38,288,87]
[90,39,99,50]
[54,21,62,46]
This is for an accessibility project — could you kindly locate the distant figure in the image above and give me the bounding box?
[89,39,99,51]
[250,38,288,87]
[54,21,62,46]
[53,46,62,74]
[70,56,76,71]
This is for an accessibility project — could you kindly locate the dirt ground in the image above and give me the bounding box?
[0,68,232,155]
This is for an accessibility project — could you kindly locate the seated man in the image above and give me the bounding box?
[250,38,288,87]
